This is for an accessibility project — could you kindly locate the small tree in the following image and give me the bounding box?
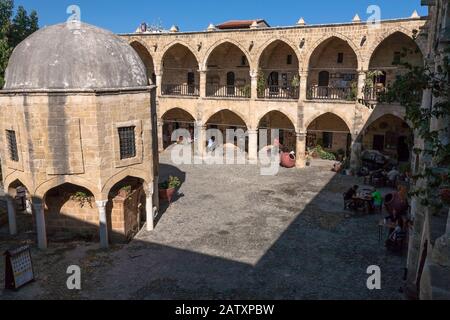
[380,46,450,210]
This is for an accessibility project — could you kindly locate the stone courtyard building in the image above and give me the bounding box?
[123,13,427,168]
[0,22,159,249]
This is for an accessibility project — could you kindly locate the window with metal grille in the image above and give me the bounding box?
[6,130,19,162]
[118,126,136,160]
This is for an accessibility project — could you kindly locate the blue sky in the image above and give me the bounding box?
[15,0,427,34]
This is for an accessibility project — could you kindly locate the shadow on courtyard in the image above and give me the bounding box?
[1,161,448,300]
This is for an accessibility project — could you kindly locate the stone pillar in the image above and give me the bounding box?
[199,70,207,98]
[248,129,258,164]
[299,71,309,101]
[32,198,47,250]
[157,119,164,153]
[296,132,307,168]
[250,70,258,100]
[156,72,163,97]
[195,122,207,157]
[6,195,17,235]
[350,134,362,172]
[146,182,155,231]
[357,71,367,100]
[96,200,109,249]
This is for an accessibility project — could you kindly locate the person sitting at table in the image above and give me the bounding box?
[343,185,359,210]
[387,167,400,186]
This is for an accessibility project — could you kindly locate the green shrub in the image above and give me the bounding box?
[310,146,337,161]
[159,176,181,190]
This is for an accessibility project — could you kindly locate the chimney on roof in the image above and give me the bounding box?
[169,25,179,33]
[411,10,420,19]
[207,23,216,32]
[352,14,361,23]
[297,18,306,26]
[250,21,259,29]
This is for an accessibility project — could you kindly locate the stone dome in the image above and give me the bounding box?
[4,22,148,90]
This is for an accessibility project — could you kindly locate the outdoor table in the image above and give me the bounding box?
[352,196,373,214]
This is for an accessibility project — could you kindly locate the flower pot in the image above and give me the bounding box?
[280,152,296,169]
[159,187,176,203]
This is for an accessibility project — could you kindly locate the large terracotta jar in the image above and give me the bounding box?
[280,152,296,168]
[385,192,409,215]
[159,188,176,203]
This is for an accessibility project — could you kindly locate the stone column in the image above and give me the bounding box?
[32,198,47,250]
[250,70,258,100]
[350,133,362,172]
[6,195,17,235]
[299,71,309,101]
[357,71,367,100]
[146,182,155,232]
[157,118,164,153]
[199,70,207,98]
[195,122,207,157]
[248,129,258,164]
[96,200,109,249]
[296,131,307,168]
[156,71,163,97]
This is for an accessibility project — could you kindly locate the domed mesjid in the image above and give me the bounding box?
[4,22,149,90]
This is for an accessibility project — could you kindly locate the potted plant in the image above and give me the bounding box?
[306,155,312,167]
[159,176,181,203]
[118,185,132,198]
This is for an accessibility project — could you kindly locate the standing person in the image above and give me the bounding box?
[207,136,216,152]
[387,167,400,185]
[372,189,383,213]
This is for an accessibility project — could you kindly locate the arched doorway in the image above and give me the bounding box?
[258,40,300,99]
[307,37,358,100]
[307,113,351,158]
[205,110,248,152]
[205,42,251,98]
[130,41,156,84]
[367,32,423,101]
[162,108,196,150]
[362,114,413,163]
[106,176,147,243]
[44,183,98,241]
[6,179,32,234]
[161,44,199,96]
[258,111,296,153]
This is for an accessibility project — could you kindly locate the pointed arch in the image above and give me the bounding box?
[158,40,201,69]
[204,109,249,129]
[129,40,156,84]
[101,167,151,199]
[302,33,363,71]
[202,38,254,71]
[35,176,101,199]
[257,110,296,131]
[365,27,425,70]
[255,37,301,69]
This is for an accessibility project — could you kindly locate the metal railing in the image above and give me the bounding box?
[162,84,199,96]
[258,85,299,100]
[362,86,386,102]
[206,85,251,98]
[307,86,355,101]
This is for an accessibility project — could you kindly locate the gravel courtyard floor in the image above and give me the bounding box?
[0,152,407,300]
